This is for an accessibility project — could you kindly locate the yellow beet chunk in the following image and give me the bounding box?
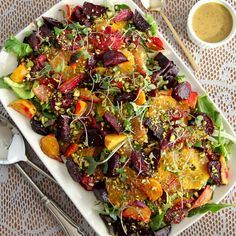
[134,178,163,202]
[135,89,146,105]
[9,99,36,119]
[220,155,229,185]
[111,21,127,31]
[10,63,28,83]
[40,134,62,162]
[118,49,135,74]
[104,133,127,150]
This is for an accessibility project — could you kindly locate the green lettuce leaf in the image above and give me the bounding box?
[145,14,158,36]
[5,35,32,58]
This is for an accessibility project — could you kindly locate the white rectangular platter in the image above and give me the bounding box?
[0,0,236,235]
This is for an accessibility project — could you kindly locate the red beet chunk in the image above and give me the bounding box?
[24,32,41,51]
[103,50,128,67]
[164,200,189,224]
[90,27,124,51]
[133,10,150,32]
[114,9,133,23]
[151,148,161,170]
[131,151,150,175]
[106,153,121,177]
[208,160,222,185]
[43,17,64,29]
[172,82,192,101]
[80,128,104,146]
[199,112,215,135]
[66,160,82,183]
[57,115,71,142]
[93,181,109,202]
[81,175,94,191]
[82,2,107,18]
[59,74,84,94]
[144,119,164,141]
[103,112,123,133]
[113,92,135,104]
[70,6,91,26]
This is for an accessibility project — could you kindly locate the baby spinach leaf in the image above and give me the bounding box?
[188,203,233,217]
[150,212,165,231]
[84,156,98,175]
[5,35,32,58]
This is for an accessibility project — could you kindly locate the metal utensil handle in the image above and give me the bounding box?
[26,158,58,184]
[15,163,84,236]
[42,197,84,236]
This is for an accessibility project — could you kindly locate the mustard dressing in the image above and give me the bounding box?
[192,3,233,43]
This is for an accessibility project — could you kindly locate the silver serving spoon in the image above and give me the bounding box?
[0,114,56,183]
[0,114,84,236]
[140,0,200,71]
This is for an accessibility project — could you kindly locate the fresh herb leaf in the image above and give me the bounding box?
[84,156,98,175]
[99,203,120,221]
[5,35,32,58]
[145,14,158,36]
[55,59,65,73]
[123,119,132,132]
[116,168,128,182]
[188,203,233,217]
[175,75,186,83]
[197,94,222,129]
[150,212,165,231]
[54,27,64,36]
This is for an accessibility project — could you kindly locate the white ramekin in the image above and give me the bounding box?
[187,0,236,48]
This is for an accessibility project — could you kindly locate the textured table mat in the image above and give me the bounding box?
[0,0,236,235]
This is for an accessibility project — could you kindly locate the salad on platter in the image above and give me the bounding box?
[1,1,236,235]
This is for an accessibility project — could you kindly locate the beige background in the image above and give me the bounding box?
[0,0,236,235]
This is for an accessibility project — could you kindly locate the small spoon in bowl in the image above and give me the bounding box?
[140,0,200,71]
[0,114,57,184]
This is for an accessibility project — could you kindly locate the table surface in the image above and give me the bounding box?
[0,0,236,236]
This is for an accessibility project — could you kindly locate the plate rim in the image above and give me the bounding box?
[0,0,236,235]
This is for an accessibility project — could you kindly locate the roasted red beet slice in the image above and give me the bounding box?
[164,201,189,224]
[81,175,94,191]
[208,160,222,185]
[39,24,53,39]
[114,9,133,22]
[82,2,107,17]
[113,92,135,104]
[144,119,164,141]
[207,152,219,161]
[90,27,124,51]
[30,119,50,136]
[70,6,91,26]
[93,181,109,202]
[172,82,192,101]
[133,10,150,32]
[59,74,84,94]
[153,53,179,89]
[103,50,128,67]
[57,115,71,142]
[106,153,121,177]
[103,112,123,133]
[80,128,104,146]
[43,17,64,29]
[66,160,83,182]
[151,148,161,170]
[131,151,150,175]
[197,112,215,135]
[154,225,171,236]
[24,32,41,51]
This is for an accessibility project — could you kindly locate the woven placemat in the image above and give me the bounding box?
[0,0,235,235]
